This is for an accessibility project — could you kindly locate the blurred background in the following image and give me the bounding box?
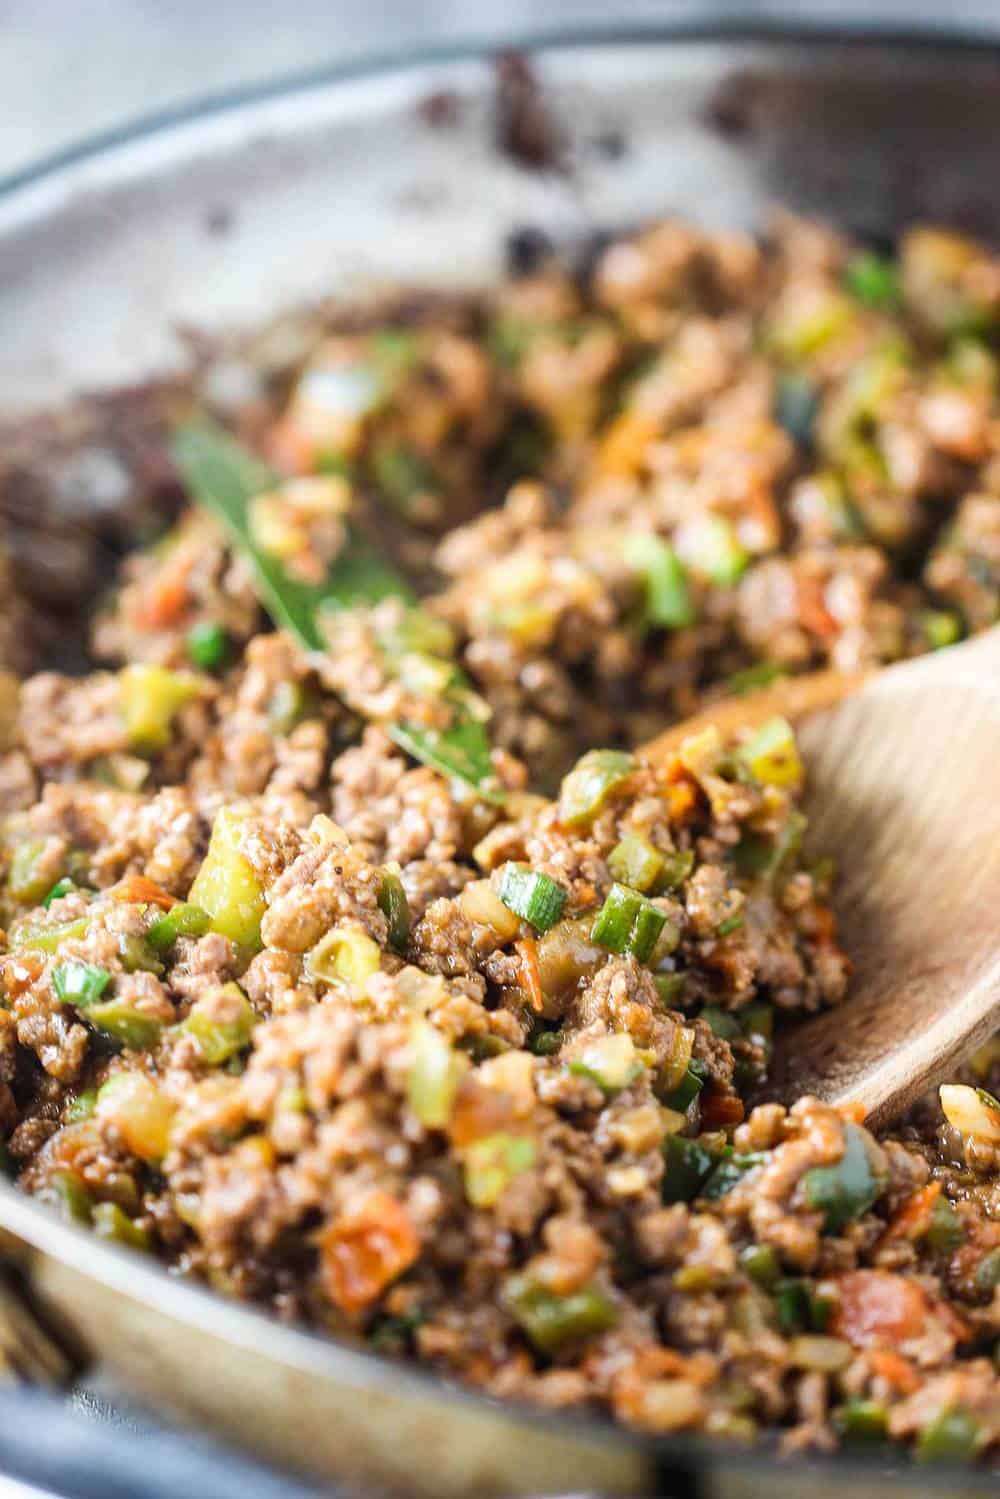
[4,0,1000,181]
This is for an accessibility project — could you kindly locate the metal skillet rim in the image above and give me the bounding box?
[0,18,997,1493]
[1,12,1000,202]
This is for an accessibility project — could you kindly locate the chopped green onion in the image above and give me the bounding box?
[463,1133,536,1208]
[52,960,111,1008]
[92,1201,151,1252]
[568,1033,644,1095]
[117,933,165,977]
[42,877,75,909]
[186,620,228,671]
[558,749,635,829]
[119,664,199,753]
[739,1243,780,1288]
[590,883,666,963]
[147,902,211,954]
[658,849,695,890]
[660,1061,706,1113]
[917,1406,982,1464]
[733,810,806,881]
[802,1123,887,1232]
[66,1088,97,1124]
[529,1028,563,1057]
[923,1193,964,1255]
[836,1400,889,1443]
[85,1001,162,1051]
[684,516,748,588]
[182,985,257,1065]
[716,912,745,938]
[622,533,695,629]
[607,832,665,893]
[920,609,963,651]
[973,1246,1000,1296]
[377,867,411,952]
[368,1308,426,1354]
[306,924,381,994]
[701,1149,766,1200]
[844,252,901,312]
[773,372,818,447]
[407,1020,465,1128]
[497,864,567,934]
[736,716,803,787]
[13,917,90,953]
[47,1170,93,1225]
[8,840,55,905]
[661,1134,719,1204]
[653,973,687,1008]
[504,1273,618,1356]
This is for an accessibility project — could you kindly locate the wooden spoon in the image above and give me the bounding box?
[642,629,1000,1130]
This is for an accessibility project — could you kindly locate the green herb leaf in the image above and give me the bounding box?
[174,420,501,802]
[389,720,504,805]
[172,419,412,650]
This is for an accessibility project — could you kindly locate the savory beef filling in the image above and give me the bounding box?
[0,213,998,1462]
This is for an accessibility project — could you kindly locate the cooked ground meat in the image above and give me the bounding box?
[1,213,999,1465]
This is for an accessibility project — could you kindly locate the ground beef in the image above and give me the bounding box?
[1,211,999,1467]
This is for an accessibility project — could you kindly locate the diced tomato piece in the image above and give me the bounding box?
[832,1269,927,1347]
[867,1348,920,1394]
[699,1086,745,1130]
[111,875,178,910]
[319,1190,419,1316]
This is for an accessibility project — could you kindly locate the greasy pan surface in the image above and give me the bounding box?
[1,23,1000,1498]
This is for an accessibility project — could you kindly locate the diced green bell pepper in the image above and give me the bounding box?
[661,1134,719,1204]
[86,1000,162,1050]
[504,1273,618,1356]
[147,902,211,954]
[802,1123,887,1233]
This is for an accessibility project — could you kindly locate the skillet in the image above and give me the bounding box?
[0,22,999,1497]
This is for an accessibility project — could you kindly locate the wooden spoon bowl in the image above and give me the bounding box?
[644,630,1000,1130]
